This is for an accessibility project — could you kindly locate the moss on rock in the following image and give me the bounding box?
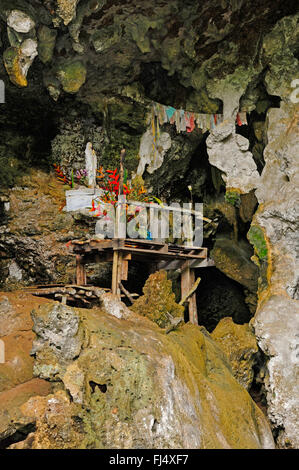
[3,47,27,87]
[248,225,268,261]
[211,317,259,390]
[131,270,184,328]
[37,26,57,64]
[56,60,87,94]
[224,189,241,207]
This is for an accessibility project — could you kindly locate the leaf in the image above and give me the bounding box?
[152,196,164,207]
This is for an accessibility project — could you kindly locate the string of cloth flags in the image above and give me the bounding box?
[151,102,247,134]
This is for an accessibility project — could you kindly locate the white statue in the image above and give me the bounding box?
[85,142,97,189]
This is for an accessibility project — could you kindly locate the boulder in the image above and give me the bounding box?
[131,270,184,329]
[15,300,275,449]
[211,235,258,293]
[0,292,52,444]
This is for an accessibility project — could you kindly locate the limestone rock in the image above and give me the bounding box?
[206,122,260,193]
[37,26,57,64]
[131,271,184,329]
[0,296,20,337]
[137,128,171,175]
[100,293,132,320]
[211,235,258,293]
[254,295,299,448]
[249,37,299,445]
[31,302,84,380]
[56,0,79,26]
[16,301,274,449]
[56,60,87,94]
[0,378,52,442]
[250,101,299,447]
[211,317,259,390]
[0,292,52,443]
[0,331,35,393]
[3,38,38,87]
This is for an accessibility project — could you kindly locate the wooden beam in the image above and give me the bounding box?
[111,250,119,294]
[76,255,86,285]
[119,282,134,304]
[188,269,198,325]
[119,246,206,259]
[179,277,201,305]
[181,263,198,325]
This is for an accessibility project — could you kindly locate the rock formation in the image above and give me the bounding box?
[10,299,275,449]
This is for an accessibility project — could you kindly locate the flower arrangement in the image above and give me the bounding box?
[90,168,160,220]
[54,164,162,230]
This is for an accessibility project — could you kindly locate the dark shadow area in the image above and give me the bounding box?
[196,267,252,332]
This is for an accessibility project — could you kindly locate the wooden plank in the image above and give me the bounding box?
[119,246,206,259]
[124,238,165,247]
[181,264,191,303]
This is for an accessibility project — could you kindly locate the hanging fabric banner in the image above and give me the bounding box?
[151,102,247,134]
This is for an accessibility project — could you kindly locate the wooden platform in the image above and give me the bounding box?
[69,238,213,324]
[22,284,138,306]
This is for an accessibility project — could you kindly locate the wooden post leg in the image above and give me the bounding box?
[112,250,119,295]
[76,255,86,285]
[149,262,158,275]
[189,269,198,325]
[116,252,123,299]
[181,264,198,324]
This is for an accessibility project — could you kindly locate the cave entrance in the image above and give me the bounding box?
[195,267,252,332]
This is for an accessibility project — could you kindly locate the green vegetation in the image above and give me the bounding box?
[248,225,268,260]
[225,190,241,207]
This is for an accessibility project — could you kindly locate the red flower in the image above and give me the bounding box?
[89,200,96,212]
